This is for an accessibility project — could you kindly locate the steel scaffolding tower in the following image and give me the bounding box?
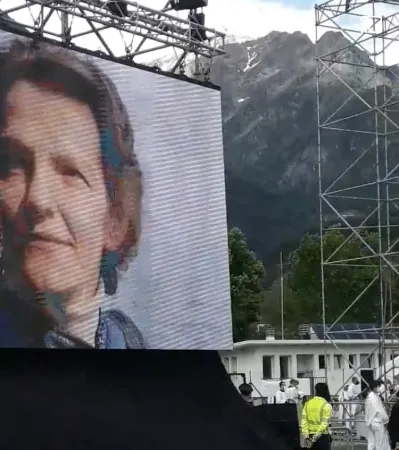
[316,0,399,394]
[0,0,225,78]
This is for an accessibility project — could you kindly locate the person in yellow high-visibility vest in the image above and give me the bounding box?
[301,382,333,450]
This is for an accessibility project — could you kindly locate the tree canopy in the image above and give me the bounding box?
[229,226,398,341]
[287,228,381,324]
[228,227,265,342]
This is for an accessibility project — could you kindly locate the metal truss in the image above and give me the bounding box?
[316,0,399,397]
[0,0,226,79]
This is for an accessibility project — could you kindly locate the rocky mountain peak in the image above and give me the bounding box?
[212,29,399,262]
[316,30,349,49]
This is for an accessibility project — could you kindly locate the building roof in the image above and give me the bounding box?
[232,338,379,350]
[311,323,379,340]
[227,323,385,351]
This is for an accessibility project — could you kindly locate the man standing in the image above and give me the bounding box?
[365,380,390,450]
[286,379,302,404]
[275,381,287,404]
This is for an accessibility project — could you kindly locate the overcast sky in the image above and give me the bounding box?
[2,0,399,65]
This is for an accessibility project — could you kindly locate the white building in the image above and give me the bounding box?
[220,324,391,400]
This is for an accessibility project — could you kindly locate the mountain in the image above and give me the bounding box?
[204,30,399,266]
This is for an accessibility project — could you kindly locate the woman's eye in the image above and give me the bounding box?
[61,167,89,186]
[63,168,79,177]
[60,166,83,179]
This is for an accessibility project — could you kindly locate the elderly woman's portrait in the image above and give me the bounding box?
[0,31,232,351]
[0,39,144,349]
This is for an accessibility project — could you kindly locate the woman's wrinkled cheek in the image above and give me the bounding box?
[0,179,25,216]
[0,192,29,243]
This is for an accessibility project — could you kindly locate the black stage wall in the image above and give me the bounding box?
[0,351,290,450]
[252,404,301,450]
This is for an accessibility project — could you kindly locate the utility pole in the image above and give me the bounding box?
[280,251,284,340]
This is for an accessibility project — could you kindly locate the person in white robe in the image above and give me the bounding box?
[365,380,390,450]
[348,376,361,428]
[286,379,302,404]
[338,385,350,430]
[275,381,287,404]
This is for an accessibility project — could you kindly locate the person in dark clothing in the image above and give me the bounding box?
[388,393,399,449]
[238,383,254,405]
[0,38,144,348]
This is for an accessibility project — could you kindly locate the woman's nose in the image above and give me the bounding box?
[25,162,55,223]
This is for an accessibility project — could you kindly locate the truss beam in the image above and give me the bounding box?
[0,0,225,78]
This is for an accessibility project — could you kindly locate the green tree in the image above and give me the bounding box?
[259,276,303,338]
[288,228,380,323]
[228,227,265,341]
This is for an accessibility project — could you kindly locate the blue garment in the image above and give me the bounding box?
[44,309,145,349]
[95,309,145,349]
[0,286,145,349]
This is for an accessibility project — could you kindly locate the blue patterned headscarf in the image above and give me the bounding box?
[87,60,140,295]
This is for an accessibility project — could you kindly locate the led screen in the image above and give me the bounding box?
[0,30,232,350]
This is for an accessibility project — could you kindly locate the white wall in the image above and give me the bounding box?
[220,340,382,398]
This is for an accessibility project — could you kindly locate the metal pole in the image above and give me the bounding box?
[280,251,284,340]
[61,11,69,44]
[315,5,328,385]
[370,0,386,385]
[382,12,389,385]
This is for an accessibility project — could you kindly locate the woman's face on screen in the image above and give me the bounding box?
[0,80,110,297]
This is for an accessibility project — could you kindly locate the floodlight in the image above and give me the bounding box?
[106,1,128,17]
[171,0,208,12]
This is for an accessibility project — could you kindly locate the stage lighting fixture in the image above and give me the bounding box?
[106,1,128,17]
[171,0,208,12]
[189,12,207,42]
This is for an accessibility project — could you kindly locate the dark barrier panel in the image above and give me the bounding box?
[252,404,301,450]
[0,350,289,450]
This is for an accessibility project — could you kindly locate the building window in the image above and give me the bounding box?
[318,355,326,370]
[263,356,273,379]
[231,357,237,373]
[360,353,372,369]
[348,354,355,368]
[280,356,290,379]
[334,355,342,370]
[222,357,230,372]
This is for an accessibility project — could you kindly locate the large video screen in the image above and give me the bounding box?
[0,30,232,350]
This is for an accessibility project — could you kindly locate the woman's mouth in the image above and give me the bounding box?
[29,232,72,247]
